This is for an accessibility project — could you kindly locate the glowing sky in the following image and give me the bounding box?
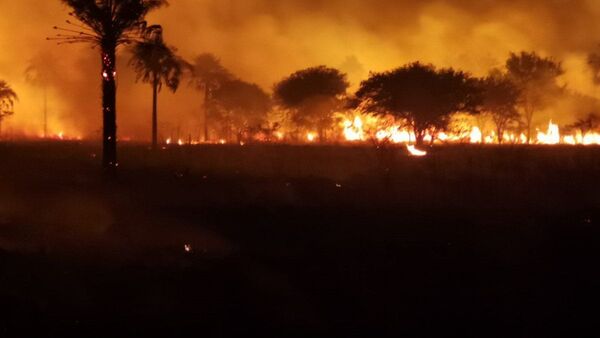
[1,0,600,139]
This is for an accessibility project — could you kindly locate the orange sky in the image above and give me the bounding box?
[1,0,600,140]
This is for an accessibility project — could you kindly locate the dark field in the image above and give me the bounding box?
[0,142,599,337]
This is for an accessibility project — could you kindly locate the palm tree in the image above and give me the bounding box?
[189,54,232,142]
[52,0,168,170]
[129,27,183,150]
[0,81,17,138]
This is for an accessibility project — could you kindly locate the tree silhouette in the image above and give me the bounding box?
[506,51,563,144]
[274,66,349,142]
[212,79,272,142]
[479,71,521,144]
[0,81,18,137]
[567,112,600,137]
[129,27,183,150]
[25,53,60,139]
[52,0,168,170]
[355,62,481,145]
[189,53,232,142]
[587,52,600,85]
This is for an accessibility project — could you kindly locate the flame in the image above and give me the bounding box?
[166,138,172,145]
[307,132,317,142]
[470,127,482,144]
[343,116,364,141]
[407,144,427,157]
[537,121,560,145]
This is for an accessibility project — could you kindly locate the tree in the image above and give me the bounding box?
[212,79,272,142]
[587,52,600,85]
[506,51,563,144]
[53,0,168,170]
[129,26,183,150]
[355,62,481,145]
[25,52,60,139]
[213,80,271,141]
[567,112,600,137]
[479,72,521,144]
[0,81,18,137]
[189,53,232,142]
[273,66,349,142]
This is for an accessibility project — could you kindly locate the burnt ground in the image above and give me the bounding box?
[0,142,599,337]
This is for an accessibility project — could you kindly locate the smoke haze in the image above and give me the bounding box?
[1,0,600,139]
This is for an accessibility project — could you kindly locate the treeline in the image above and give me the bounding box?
[168,50,598,146]
[4,1,600,169]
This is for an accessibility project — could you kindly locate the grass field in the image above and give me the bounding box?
[0,142,599,337]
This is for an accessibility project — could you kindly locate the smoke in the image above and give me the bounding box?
[1,0,600,139]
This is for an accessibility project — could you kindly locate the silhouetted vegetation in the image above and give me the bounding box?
[0,81,17,137]
[355,63,481,145]
[479,71,521,143]
[189,53,233,142]
[506,52,564,143]
[212,79,272,142]
[54,0,168,170]
[274,66,349,142]
[567,112,600,136]
[129,26,184,150]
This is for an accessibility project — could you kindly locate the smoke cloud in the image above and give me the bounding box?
[1,0,600,138]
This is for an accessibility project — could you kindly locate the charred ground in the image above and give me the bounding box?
[0,143,599,337]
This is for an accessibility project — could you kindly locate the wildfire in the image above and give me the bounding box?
[337,113,600,146]
[537,121,560,145]
[307,132,317,142]
[407,144,428,157]
[470,127,483,144]
[343,117,364,141]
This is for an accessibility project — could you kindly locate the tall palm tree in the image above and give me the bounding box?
[129,27,183,150]
[189,54,232,142]
[52,0,168,170]
[0,81,17,138]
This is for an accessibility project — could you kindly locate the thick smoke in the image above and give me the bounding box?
[1,0,600,138]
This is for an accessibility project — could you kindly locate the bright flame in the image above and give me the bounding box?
[307,132,317,142]
[470,127,482,144]
[407,144,428,157]
[537,121,560,145]
[343,117,364,141]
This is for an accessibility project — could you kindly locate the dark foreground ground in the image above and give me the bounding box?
[0,142,599,337]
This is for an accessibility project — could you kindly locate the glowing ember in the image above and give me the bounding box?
[166,138,172,145]
[407,144,427,157]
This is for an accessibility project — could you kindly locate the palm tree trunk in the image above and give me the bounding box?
[204,86,209,142]
[101,45,118,171]
[43,86,48,139]
[152,75,158,150]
